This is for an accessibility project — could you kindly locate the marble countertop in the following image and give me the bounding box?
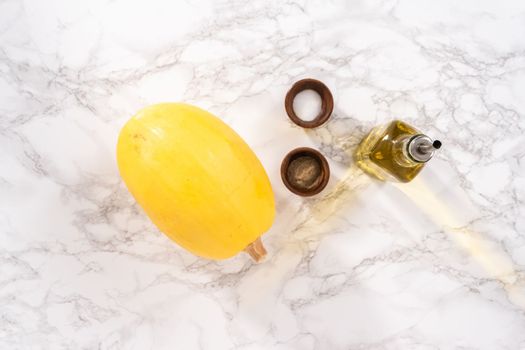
[1,0,525,349]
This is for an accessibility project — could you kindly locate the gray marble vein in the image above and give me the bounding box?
[1,0,525,349]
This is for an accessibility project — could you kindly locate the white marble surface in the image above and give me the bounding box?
[1,0,525,349]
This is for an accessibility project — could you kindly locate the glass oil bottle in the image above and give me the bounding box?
[355,120,441,182]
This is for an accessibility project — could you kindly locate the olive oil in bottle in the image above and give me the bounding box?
[355,120,441,182]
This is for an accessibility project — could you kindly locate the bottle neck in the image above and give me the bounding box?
[393,134,441,167]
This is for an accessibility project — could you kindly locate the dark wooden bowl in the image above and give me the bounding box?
[280,147,330,196]
[284,78,334,128]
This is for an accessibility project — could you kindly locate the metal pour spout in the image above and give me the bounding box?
[408,135,442,163]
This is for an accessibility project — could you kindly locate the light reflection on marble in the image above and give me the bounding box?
[1,0,525,349]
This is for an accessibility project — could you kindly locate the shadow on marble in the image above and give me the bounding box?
[301,107,371,167]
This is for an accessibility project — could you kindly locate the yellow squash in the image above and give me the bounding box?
[117,103,275,261]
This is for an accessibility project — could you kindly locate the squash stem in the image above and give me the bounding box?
[244,237,267,262]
